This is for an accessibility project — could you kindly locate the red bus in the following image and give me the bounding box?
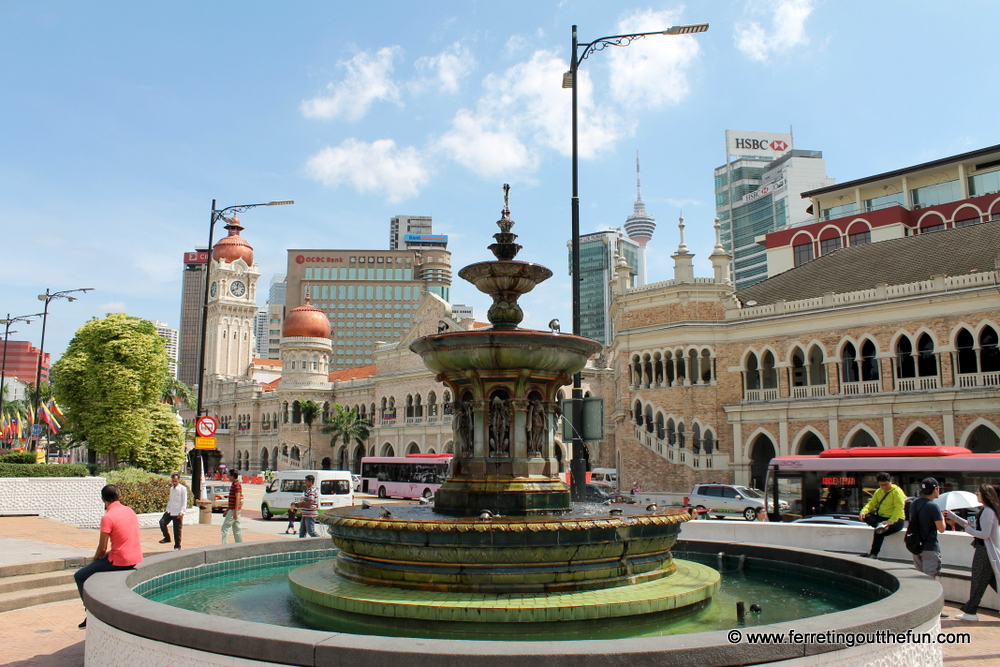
[764,446,1000,521]
[360,453,453,499]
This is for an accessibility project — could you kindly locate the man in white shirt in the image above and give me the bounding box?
[158,474,188,550]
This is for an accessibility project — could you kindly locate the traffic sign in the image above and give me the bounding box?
[195,416,218,438]
[195,437,217,450]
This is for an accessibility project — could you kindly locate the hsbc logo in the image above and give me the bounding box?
[734,138,789,151]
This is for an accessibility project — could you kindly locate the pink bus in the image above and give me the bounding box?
[360,453,453,499]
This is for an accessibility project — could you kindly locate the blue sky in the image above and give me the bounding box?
[3,1,999,365]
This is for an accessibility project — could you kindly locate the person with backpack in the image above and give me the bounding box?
[908,477,947,578]
[944,484,1000,622]
[858,472,907,559]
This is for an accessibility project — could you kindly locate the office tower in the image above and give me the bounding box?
[253,308,269,358]
[567,230,639,345]
[261,274,287,360]
[152,321,179,379]
[714,130,832,289]
[286,247,452,370]
[451,304,474,320]
[623,154,655,286]
[389,215,447,250]
[0,341,49,384]
[177,249,208,387]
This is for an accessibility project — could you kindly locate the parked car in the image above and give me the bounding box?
[207,484,230,513]
[584,483,615,503]
[688,483,789,521]
[351,474,362,492]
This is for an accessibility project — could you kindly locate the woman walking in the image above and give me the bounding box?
[945,484,1000,621]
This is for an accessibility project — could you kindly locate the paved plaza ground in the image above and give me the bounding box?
[2,496,999,666]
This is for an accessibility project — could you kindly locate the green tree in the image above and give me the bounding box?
[160,378,195,412]
[321,404,371,461]
[51,313,176,468]
[130,403,186,473]
[299,400,321,468]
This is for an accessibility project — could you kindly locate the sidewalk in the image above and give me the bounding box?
[2,515,998,666]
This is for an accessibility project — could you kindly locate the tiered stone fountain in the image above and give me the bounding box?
[293,187,720,630]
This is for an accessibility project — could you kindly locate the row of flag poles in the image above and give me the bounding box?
[1,399,65,442]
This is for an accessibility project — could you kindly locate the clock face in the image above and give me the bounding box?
[209,281,217,298]
[230,280,246,297]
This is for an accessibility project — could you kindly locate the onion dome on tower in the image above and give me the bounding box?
[282,295,331,339]
[212,215,254,265]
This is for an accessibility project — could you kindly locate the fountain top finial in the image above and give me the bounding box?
[489,183,521,261]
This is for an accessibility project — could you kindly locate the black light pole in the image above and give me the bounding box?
[191,199,293,499]
[564,22,707,501]
[33,289,92,449]
[0,312,44,444]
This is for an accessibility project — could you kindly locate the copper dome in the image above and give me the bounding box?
[282,296,331,339]
[212,215,254,265]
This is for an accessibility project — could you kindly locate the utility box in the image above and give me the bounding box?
[560,397,605,442]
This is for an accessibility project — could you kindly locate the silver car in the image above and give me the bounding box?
[688,483,788,521]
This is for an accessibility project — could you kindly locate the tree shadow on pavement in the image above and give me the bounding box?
[6,641,84,667]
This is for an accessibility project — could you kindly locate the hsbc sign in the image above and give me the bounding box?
[725,130,793,158]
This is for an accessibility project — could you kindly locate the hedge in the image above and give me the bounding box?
[105,468,194,515]
[0,452,38,465]
[0,463,89,477]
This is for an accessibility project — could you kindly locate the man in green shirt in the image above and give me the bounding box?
[859,472,907,558]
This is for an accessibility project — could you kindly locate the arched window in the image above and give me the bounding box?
[761,351,777,389]
[644,405,654,433]
[664,351,676,385]
[290,446,300,461]
[427,391,437,417]
[655,413,665,439]
[849,429,878,448]
[957,328,978,374]
[677,423,686,449]
[415,394,423,418]
[407,442,420,455]
[860,340,879,382]
[666,419,676,446]
[917,334,937,377]
[653,352,663,386]
[905,428,935,447]
[745,353,761,390]
[791,348,807,387]
[808,345,826,386]
[700,349,713,383]
[282,402,289,424]
[292,400,302,424]
[798,433,824,455]
[643,354,653,388]
[634,400,643,426]
[966,425,1000,453]
[692,423,702,454]
[842,343,859,383]
[982,326,1000,373]
[405,395,414,419]
[895,336,915,379]
[703,429,715,454]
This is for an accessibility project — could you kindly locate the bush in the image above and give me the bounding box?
[105,468,194,514]
[0,463,89,477]
[0,452,39,464]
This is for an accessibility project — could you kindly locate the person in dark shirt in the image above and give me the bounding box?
[910,477,946,578]
[221,469,243,544]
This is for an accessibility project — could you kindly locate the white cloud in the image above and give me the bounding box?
[607,8,704,109]
[435,49,624,179]
[414,43,475,93]
[735,0,815,62]
[305,138,431,202]
[301,46,403,121]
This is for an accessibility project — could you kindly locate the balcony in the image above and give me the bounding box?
[744,388,779,402]
[896,377,940,392]
[957,372,1000,388]
[791,385,828,398]
[842,381,881,396]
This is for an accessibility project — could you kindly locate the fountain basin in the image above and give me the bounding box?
[82,538,942,667]
[318,505,692,594]
[458,260,553,295]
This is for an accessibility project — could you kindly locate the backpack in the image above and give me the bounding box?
[904,499,929,555]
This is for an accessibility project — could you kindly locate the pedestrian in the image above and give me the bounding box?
[631,481,641,496]
[293,474,319,538]
[158,473,187,550]
[220,469,243,544]
[755,505,769,522]
[858,472,907,559]
[945,484,1000,622]
[285,506,298,534]
[909,477,946,578]
[74,484,143,629]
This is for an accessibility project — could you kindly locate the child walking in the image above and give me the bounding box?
[285,506,297,534]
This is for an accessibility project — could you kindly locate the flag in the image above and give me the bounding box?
[38,404,60,434]
[48,400,65,420]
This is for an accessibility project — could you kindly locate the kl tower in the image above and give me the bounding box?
[622,152,655,285]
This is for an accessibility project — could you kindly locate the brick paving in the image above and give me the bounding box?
[2,515,999,666]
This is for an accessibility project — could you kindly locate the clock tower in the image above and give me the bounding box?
[205,215,260,380]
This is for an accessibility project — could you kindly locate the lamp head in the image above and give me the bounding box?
[664,23,709,35]
[267,200,294,206]
[561,71,574,89]
[37,295,46,301]
[67,297,76,302]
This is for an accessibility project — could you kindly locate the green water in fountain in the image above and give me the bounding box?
[143,552,886,641]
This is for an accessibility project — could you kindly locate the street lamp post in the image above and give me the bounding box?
[33,288,93,449]
[191,199,293,499]
[0,312,44,443]
[563,22,707,501]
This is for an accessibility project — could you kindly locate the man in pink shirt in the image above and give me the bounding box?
[74,484,143,629]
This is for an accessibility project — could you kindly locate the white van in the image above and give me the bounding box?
[590,468,617,488]
[260,470,354,520]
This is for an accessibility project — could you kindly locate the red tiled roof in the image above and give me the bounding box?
[262,379,281,391]
[328,365,376,382]
[253,358,281,367]
[472,321,491,330]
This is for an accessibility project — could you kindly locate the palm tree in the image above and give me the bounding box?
[299,400,322,468]
[321,404,371,469]
[160,378,195,412]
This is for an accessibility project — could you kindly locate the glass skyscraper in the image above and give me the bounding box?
[568,231,639,345]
